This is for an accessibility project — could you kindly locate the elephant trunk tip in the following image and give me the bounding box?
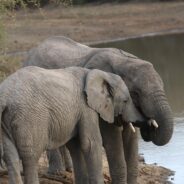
[151,117,174,146]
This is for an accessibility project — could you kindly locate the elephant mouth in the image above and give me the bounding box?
[131,106,159,130]
[130,118,159,137]
[130,106,163,143]
[114,107,159,134]
[132,119,158,128]
[114,114,158,134]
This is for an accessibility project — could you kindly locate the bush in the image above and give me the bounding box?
[0,55,22,81]
[0,0,72,9]
[0,22,5,50]
[0,1,9,50]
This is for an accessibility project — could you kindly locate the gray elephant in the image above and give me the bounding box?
[24,36,174,184]
[0,66,143,184]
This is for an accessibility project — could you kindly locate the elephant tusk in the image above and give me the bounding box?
[129,123,136,133]
[148,119,159,128]
[152,120,159,128]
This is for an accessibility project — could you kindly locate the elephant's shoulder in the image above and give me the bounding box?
[119,50,138,59]
[37,36,90,60]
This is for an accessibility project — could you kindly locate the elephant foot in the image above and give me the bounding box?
[45,170,73,184]
[47,169,65,176]
[47,158,66,176]
[127,176,138,184]
[66,167,73,173]
[0,160,6,171]
[47,166,73,175]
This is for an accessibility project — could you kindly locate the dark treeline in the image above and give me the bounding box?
[38,0,176,5]
[6,0,177,7]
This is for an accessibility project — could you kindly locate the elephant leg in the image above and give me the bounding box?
[100,120,127,184]
[67,138,89,184]
[0,160,6,171]
[14,126,40,184]
[122,125,138,184]
[21,159,39,184]
[59,146,73,172]
[79,116,103,184]
[47,149,65,174]
[3,135,23,184]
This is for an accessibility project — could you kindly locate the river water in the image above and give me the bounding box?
[94,32,184,183]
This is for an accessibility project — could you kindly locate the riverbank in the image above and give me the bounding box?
[2,1,184,53]
[0,158,174,184]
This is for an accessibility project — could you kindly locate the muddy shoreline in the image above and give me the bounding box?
[0,160,175,184]
[0,149,175,184]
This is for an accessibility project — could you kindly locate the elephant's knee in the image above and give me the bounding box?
[81,137,101,155]
[80,137,92,154]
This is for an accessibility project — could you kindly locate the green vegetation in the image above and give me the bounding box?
[0,1,20,79]
[0,21,5,50]
[0,55,22,81]
[0,0,71,9]
[0,1,7,50]
[0,0,22,50]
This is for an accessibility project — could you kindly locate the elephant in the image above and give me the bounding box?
[23,36,174,184]
[0,66,144,184]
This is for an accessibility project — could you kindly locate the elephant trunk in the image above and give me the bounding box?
[141,91,174,146]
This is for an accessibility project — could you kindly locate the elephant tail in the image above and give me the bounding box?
[0,107,5,167]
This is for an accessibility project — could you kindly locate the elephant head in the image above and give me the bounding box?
[115,57,173,146]
[84,69,144,126]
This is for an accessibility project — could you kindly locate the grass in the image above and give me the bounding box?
[0,22,6,50]
[0,55,22,82]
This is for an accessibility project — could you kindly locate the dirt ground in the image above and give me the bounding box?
[0,155,174,184]
[2,1,184,53]
[0,1,180,183]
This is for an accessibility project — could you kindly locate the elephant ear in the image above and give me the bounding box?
[85,69,121,123]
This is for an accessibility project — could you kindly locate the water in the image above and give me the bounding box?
[94,32,184,183]
[140,117,184,184]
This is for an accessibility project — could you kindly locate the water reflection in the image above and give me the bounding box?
[93,33,184,115]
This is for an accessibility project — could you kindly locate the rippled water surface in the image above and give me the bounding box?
[95,33,184,183]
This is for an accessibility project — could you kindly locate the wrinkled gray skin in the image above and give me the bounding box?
[23,36,174,184]
[0,66,143,184]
